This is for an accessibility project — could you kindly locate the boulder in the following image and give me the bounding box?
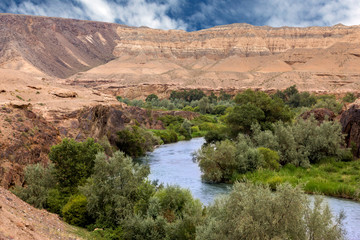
[300,108,335,122]
[340,104,360,157]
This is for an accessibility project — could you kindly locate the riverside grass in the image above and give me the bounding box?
[237,159,360,200]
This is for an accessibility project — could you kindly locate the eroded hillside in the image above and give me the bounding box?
[1,14,360,98]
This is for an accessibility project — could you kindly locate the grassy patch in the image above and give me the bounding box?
[238,160,360,200]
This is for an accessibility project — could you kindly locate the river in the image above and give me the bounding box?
[141,137,360,240]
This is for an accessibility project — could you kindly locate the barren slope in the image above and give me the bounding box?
[1,14,360,98]
[0,187,82,240]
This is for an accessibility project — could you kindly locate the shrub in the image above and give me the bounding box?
[153,129,178,144]
[116,126,161,157]
[49,138,103,192]
[227,89,292,136]
[258,147,280,170]
[62,194,91,227]
[145,94,159,102]
[314,95,343,114]
[196,136,261,183]
[343,93,356,103]
[12,163,56,209]
[196,182,344,240]
[80,151,149,227]
[204,128,228,144]
[252,118,344,167]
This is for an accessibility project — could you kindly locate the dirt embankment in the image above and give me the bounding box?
[0,187,81,240]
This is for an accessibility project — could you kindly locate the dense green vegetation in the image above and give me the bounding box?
[197,182,344,240]
[13,143,345,239]
[117,89,234,115]
[240,161,360,199]
[12,86,358,239]
[195,86,360,200]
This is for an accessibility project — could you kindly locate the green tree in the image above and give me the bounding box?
[12,163,56,209]
[146,94,159,102]
[227,89,292,136]
[80,151,150,227]
[62,194,91,227]
[49,138,103,192]
[196,182,344,240]
[116,126,161,157]
[198,97,210,114]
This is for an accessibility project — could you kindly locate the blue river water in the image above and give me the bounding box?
[141,137,360,240]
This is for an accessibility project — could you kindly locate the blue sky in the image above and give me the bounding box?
[1,0,359,31]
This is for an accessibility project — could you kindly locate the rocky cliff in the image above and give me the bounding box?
[1,14,360,97]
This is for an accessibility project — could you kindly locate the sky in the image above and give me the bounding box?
[0,0,359,31]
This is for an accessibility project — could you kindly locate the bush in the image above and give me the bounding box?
[196,136,261,183]
[227,89,292,136]
[204,128,228,144]
[196,182,344,240]
[145,94,159,102]
[12,163,56,209]
[153,129,178,144]
[258,147,280,170]
[62,194,91,227]
[46,188,69,214]
[252,118,344,167]
[49,138,103,192]
[116,126,161,157]
[124,185,203,240]
[343,93,356,103]
[80,151,150,227]
[315,95,343,114]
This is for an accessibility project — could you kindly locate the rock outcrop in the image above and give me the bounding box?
[0,105,60,188]
[300,108,336,122]
[341,104,360,157]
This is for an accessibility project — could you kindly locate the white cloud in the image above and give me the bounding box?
[7,0,187,30]
[260,0,360,27]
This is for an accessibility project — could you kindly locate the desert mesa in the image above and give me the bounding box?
[1,13,360,102]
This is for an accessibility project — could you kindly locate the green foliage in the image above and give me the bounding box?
[315,95,343,114]
[212,105,227,115]
[198,97,210,114]
[196,136,261,183]
[124,185,203,240]
[152,129,178,144]
[116,126,161,157]
[80,151,150,227]
[170,89,205,102]
[196,182,344,240]
[12,163,56,209]
[240,160,360,200]
[252,118,345,166]
[274,85,317,108]
[343,92,356,103]
[62,194,91,227]
[122,215,167,240]
[145,94,159,102]
[46,188,69,214]
[258,147,280,170]
[49,138,103,192]
[226,103,265,135]
[219,90,232,101]
[179,119,192,140]
[204,127,228,144]
[227,89,292,136]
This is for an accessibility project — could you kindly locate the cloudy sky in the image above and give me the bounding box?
[1,0,359,31]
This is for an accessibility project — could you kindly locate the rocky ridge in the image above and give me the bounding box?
[1,14,360,97]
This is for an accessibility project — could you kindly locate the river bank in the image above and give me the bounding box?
[142,137,360,240]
